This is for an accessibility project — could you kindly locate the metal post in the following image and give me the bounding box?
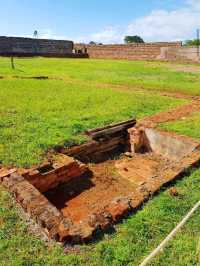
[197,29,200,58]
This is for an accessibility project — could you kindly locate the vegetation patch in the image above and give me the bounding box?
[160,112,200,139]
[1,167,200,266]
[1,57,200,95]
[0,78,184,167]
[0,58,200,265]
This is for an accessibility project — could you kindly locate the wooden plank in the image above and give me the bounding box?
[86,119,136,140]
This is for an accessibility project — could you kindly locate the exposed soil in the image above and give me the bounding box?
[139,100,200,127]
[115,153,169,185]
[45,152,172,227]
[43,125,200,242]
[2,123,200,243]
[113,83,200,102]
[3,72,200,103]
[167,64,200,74]
[45,158,134,224]
[2,80,200,243]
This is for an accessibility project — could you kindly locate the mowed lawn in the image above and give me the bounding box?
[161,112,200,139]
[0,57,200,266]
[0,75,185,167]
[1,57,200,95]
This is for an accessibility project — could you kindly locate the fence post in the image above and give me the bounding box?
[197,29,200,58]
[11,56,15,69]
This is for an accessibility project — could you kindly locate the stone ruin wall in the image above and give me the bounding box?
[74,42,182,60]
[0,36,74,57]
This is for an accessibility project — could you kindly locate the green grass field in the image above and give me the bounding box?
[0,57,200,266]
[1,57,200,95]
[160,112,200,139]
[0,78,184,167]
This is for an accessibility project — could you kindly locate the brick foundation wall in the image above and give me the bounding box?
[0,36,73,56]
[74,42,182,60]
[161,46,200,62]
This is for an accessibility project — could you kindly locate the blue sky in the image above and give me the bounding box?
[1,0,200,43]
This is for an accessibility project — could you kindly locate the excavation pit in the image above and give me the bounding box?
[1,122,200,244]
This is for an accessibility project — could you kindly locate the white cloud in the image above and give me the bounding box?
[37,29,71,40]
[85,0,200,43]
[126,7,200,42]
[8,29,72,41]
[37,29,88,44]
[89,26,123,44]
[186,0,200,10]
[10,0,200,44]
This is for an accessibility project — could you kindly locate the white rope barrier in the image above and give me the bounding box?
[139,200,200,266]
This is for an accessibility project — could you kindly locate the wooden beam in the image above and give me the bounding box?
[86,118,136,140]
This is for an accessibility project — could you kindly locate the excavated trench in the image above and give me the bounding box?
[46,125,200,239]
[2,119,200,244]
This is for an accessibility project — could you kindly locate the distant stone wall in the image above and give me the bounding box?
[0,36,74,57]
[161,46,200,62]
[74,42,182,60]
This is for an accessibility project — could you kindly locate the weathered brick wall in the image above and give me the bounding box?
[161,46,200,62]
[0,36,73,56]
[74,42,182,60]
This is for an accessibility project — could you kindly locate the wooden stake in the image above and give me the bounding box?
[11,56,15,69]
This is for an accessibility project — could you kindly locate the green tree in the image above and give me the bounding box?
[89,41,103,45]
[89,41,97,45]
[185,39,200,46]
[33,30,38,38]
[124,35,144,44]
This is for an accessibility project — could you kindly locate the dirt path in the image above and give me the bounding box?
[3,74,200,101]
[166,64,200,74]
[139,100,200,127]
[2,75,200,143]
